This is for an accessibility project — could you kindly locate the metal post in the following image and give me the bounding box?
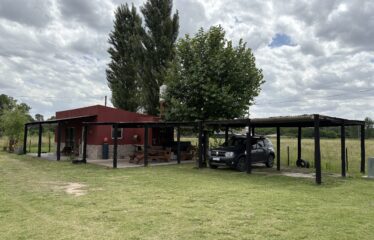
[37,123,42,157]
[287,146,290,166]
[246,120,252,174]
[198,121,203,168]
[56,122,61,161]
[276,127,280,171]
[23,124,28,154]
[341,124,346,177]
[297,127,302,160]
[144,125,149,167]
[203,130,209,165]
[177,126,181,164]
[224,126,229,145]
[48,131,51,153]
[113,124,118,168]
[360,124,365,173]
[82,125,88,163]
[251,127,255,137]
[314,114,322,184]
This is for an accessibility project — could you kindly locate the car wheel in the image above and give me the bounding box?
[266,155,274,168]
[209,164,218,169]
[236,156,247,172]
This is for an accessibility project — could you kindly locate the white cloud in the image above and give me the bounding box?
[0,0,373,120]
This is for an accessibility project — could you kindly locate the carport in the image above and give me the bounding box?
[200,114,366,184]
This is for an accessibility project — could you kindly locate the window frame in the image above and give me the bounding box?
[111,126,123,140]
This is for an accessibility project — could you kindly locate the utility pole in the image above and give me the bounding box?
[104,96,107,107]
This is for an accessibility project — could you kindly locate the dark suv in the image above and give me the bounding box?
[208,135,275,171]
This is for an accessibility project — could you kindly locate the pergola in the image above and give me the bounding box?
[23,114,366,184]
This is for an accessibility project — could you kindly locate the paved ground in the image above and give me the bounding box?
[87,158,195,168]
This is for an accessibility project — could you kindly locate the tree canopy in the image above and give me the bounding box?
[107,3,143,112]
[164,26,264,121]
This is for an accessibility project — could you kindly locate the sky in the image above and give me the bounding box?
[0,0,373,120]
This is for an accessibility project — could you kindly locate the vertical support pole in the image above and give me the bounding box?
[56,122,61,161]
[177,126,181,164]
[48,131,51,153]
[198,121,203,168]
[276,127,280,171]
[23,124,28,154]
[341,123,346,177]
[314,114,322,184]
[113,124,118,168]
[144,125,149,167]
[287,146,290,166]
[224,126,229,145]
[360,124,365,173]
[82,125,88,163]
[251,127,255,136]
[297,127,302,160]
[37,123,42,157]
[203,130,209,165]
[246,120,252,174]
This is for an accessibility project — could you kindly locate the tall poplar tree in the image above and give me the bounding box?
[107,4,143,112]
[141,0,179,115]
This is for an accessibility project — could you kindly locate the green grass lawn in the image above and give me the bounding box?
[1,152,374,239]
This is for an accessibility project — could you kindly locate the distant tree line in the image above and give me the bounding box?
[255,117,374,139]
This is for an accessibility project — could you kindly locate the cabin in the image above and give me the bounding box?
[54,105,173,159]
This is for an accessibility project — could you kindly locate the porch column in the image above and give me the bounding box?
[360,124,366,173]
[177,126,181,164]
[341,123,346,177]
[314,114,322,184]
[144,125,149,167]
[23,124,28,154]
[82,125,88,163]
[56,122,62,161]
[113,124,118,169]
[37,123,42,157]
[246,120,252,174]
[297,127,302,161]
[276,126,281,171]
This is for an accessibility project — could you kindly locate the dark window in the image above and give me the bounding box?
[111,127,123,139]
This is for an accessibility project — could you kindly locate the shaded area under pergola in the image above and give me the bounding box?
[23,114,366,184]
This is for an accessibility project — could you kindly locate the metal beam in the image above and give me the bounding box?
[246,120,252,174]
[314,114,322,184]
[251,127,255,136]
[225,126,229,145]
[144,125,149,167]
[37,123,42,157]
[177,126,181,164]
[82,125,88,163]
[297,127,302,160]
[360,124,366,173]
[113,124,118,168]
[341,124,346,177]
[276,127,280,171]
[23,124,28,154]
[56,122,62,161]
[198,121,203,168]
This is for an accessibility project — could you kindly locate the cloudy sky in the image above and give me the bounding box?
[0,0,373,120]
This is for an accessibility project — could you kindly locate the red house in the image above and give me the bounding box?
[55,105,171,159]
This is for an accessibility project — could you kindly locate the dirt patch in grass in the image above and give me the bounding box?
[62,182,87,196]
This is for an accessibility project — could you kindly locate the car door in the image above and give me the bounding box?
[256,140,267,162]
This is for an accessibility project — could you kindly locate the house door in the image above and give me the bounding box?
[65,127,75,149]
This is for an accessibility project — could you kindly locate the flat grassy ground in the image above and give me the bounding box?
[1,152,374,239]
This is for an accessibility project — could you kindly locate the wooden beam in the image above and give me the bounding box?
[276,127,280,171]
[297,127,302,160]
[82,125,88,163]
[113,124,118,168]
[341,124,346,177]
[198,121,203,168]
[246,120,252,174]
[37,123,42,157]
[360,124,366,173]
[56,122,62,161]
[144,125,149,167]
[177,126,181,164]
[225,126,229,145]
[314,114,322,184]
[23,124,28,154]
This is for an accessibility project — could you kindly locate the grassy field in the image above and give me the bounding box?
[1,152,374,239]
[1,135,55,153]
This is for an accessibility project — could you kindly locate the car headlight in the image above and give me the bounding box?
[225,152,234,158]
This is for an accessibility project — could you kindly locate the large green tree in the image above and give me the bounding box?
[0,107,29,151]
[164,26,264,121]
[107,3,143,112]
[141,0,179,115]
